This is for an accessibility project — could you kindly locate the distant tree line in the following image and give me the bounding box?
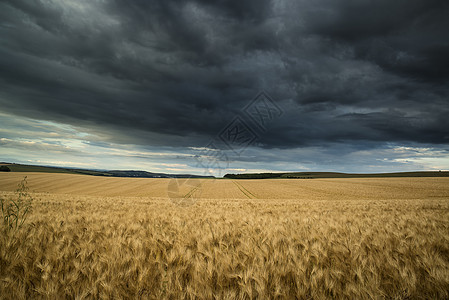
[224,173,285,179]
[224,171,449,179]
[0,166,11,172]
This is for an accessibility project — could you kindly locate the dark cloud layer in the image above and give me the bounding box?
[1,0,448,151]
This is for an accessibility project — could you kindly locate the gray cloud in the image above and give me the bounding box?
[0,0,448,167]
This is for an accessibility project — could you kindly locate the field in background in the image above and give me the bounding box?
[1,173,449,298]
[1,172,448,200]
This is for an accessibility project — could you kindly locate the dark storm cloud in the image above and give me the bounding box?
[301,0,449,82]
[0,0,448,150]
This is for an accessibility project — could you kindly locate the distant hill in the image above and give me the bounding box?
[224,171,449,179]
[4,162,447,179]
[0,163,214,178]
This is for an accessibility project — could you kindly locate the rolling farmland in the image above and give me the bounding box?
[1,173,449,299]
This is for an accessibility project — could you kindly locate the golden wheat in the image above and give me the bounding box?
[1,173,448,299]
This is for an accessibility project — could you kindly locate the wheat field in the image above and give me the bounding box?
[1,173,449,299]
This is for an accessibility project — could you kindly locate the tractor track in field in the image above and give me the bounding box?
[183,183,202,200]
[232,180,257,199]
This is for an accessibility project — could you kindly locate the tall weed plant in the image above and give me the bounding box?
[1,176,33,231]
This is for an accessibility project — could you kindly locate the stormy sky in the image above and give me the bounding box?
[1,0,448,175]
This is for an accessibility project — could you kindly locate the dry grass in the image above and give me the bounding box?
[1,173,449,299]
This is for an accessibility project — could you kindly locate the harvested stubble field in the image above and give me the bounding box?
[1,173,449,299]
